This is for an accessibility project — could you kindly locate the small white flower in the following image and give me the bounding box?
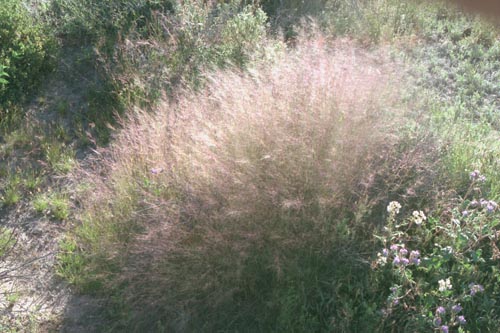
[443,246,453,254]
[376,252,388,265]
[438,278,452,292]
[387,201,402,215]
[412,210,426,225]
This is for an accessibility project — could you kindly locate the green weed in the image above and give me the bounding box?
[0,228,15,258]
[33,194,50,214]
[56,236,106,293]
[42,141,76,174]
[33,192,70,221]
[23,170,44,193]
[55,99,70,117]
[0,129,32,157]
[6,292,20,307]
[372,175,500,330]
[0,174,22,207]
[1,187,21,206]
[51,195,70,220]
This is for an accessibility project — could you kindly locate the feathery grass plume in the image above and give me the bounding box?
[64,38,440,331]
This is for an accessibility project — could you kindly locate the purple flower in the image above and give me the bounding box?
[399,248,408,256]
[487,200,498,213]
[480,198,488,208]
[470,200,479,208]
[393,299,399,306]
[440,325,449,333]
[470,170,480,180]
[469,283,485,295]
[452,304,462,313]
[462,210,469,217]
[411,258,421,265]
[382,248,389,257]
[401,258,410,266]
[150,167,164,175]
[434,317,442,326]
[458,315,466,325]
[393,257,401,266]
[390,287,398,293]
[390,244,399,252]
[436,306,446,315]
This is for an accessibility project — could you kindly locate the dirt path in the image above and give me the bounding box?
[0,212,108,332]
[0,46,108,332]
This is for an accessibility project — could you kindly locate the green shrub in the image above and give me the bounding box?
[0,0,55,127]
[259,0,426,42]
[49,0,175,45]
[258,0,329,36]
[109,0,274,106]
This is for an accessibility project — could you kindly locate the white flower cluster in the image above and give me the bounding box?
[387,201,402,215]
[438,277,452,292]
[412,210,426,225]
[376,252,388,265]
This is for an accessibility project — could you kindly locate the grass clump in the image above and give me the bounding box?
[33,194,50,213]
[0,173,22,207]
[42,140,76,174]
[59,40,443,331]
[33,192,70,221]
[0,228,15,258]
[1,186,21,207]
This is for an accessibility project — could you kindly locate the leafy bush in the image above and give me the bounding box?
[0,0,55,126]
[49,0,270,92]
[109,0,274,105]
[49,0,175,45]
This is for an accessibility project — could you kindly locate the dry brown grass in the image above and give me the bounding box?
[112,38,403,215]
[70,38,441,330]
